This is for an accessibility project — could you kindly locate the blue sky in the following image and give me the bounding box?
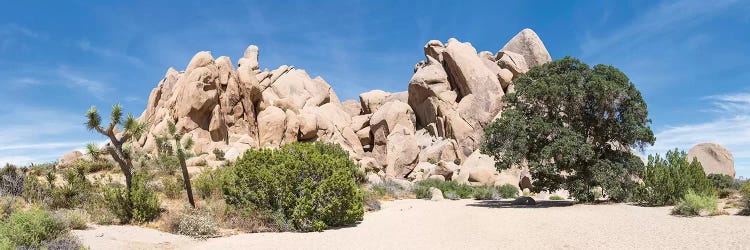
[1,0,749,177]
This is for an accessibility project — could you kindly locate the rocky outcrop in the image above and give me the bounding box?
[131,28,552,184]
[687,143,736,177]
[58,150,84,168]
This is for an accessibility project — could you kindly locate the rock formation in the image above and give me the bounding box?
[687,143,736,177]
[126,28,552,189]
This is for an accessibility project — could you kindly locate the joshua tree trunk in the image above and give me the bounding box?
[106,134,134,191]
[178,150,196,208]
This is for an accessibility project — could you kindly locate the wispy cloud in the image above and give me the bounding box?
[581,0,742,59]
[56,66,112,99]
[77,39,144,67]
[647,92,750,175]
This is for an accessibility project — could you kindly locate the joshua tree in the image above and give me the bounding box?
[85,104,145,191]
[156,121,196,208]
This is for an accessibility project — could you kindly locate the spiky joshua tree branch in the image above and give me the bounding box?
[85,104,145,191]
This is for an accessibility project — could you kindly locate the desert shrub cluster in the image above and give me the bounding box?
[414,179,519,200]
[223,142,364,232]
[0,208,85,249]
[635,150,715,206]
[672,190,718,216]
[103,174,161,224]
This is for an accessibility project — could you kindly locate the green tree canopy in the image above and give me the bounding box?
[481,57,655,202]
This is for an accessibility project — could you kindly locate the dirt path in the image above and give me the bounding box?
[75,199,750,249]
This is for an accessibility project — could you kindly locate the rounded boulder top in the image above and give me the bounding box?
[687,142,735,177]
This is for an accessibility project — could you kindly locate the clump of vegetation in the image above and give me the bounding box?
[168,210,219,238]
[49,166,97,209]
[672,190,718,216]
[194,167,230,200]
[707,174,739,198]
[481,57,654,202]
[223,142,364,232]
[103,174,161,224]
[740,181,750,215]
[444,191,461,200]
[53,209,90,230]
[0,208,76,249]
[636,150,715,206]
[549,195,565,200]
[162,175,184,199]
[473,185,519,200]
[213,148,226,161]
[414,179,475,199]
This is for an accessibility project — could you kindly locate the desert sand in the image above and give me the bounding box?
[75,199,750,250]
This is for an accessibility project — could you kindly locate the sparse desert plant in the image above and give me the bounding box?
[368,180,412,200]
[223,142,363,232]
[0,208,67,248]
[162,175,184,199]
[362,190,382,211]
[54,209,90,230]
[173,210,219,238]
[213,148,226,161]
[549,195,565,200]
[0,195,24,219]
[444,191,460,200]
[672,190,717,216]
[194,167,230,200]
[49,166,97,209]
[0,164,25,197]
[156,121,197,208]
[472,186,494,200]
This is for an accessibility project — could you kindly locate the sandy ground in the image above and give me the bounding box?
[75,199,750,250]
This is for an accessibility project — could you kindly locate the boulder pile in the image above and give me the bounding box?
[96,29,554,189]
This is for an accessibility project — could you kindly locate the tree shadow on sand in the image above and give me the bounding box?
[467,200,575,209]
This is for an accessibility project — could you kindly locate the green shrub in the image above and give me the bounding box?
[103,174,161,224]
[496,184,519,199]
[75,159,113,173]
[708,174,738,190]
[672,190,717,216]
[473,185,518,200]
[368,180,412,200]
[1,195,24,219]
[223,142,364,232]
[194,167,229,199]
[0,237,13,249]
[50,167,97,209]
[162,176,183,199]
[158,155,180,175]
[636,150,715,206]
[54,209,90,229]
[549,195,564,200]
[0,208,67,248]
[414,179,474,199]
[740,181,750,214]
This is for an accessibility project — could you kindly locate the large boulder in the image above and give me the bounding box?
[370,101,417,162]
[500,28,552,67]
[58,150,84,168]
[359,90,391,114]
[687,143,735,177]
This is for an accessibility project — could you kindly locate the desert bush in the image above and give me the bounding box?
[444,191,460,200]
[75,159,113,173]
[224,142,364,232]
[213,148,226,161]
[162,175,184,199]
[362,190,382,211]
[496,184,520,199]
[740,181,750,215]
[103,174,161,224]
[0,164,25,197]
[368,180,412,200]
[54,209,90,230]
[173,210,219,238]
[49,167,97,209]
[550,195,565,200]
[194,167,230,199]
[636,150,715,206]
[672,190,718,216]
[0,208,67,248]
[708,174,738,190]
[45,234,85,250]
[414,179,474,199]
[157,155,180,175]
[1,195,24,220]
[473,185,518,200]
